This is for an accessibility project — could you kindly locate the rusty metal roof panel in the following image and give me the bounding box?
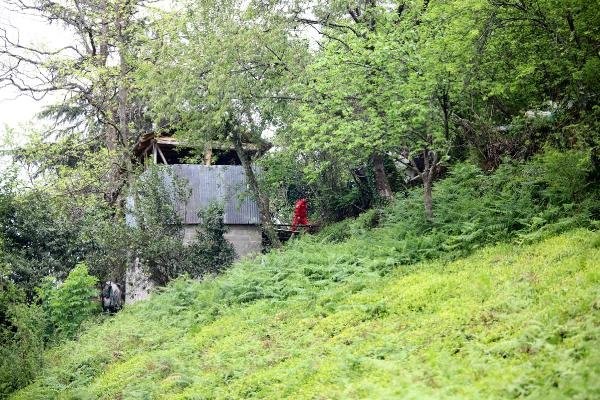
[169,165,260,225]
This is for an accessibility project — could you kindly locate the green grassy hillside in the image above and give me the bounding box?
[11,228,600,399]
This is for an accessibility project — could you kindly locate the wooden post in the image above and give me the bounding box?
[203,142,212,165]
[156,144,168,165]
[152,142,157,164]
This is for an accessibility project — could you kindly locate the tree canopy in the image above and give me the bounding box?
[0,0,599,394]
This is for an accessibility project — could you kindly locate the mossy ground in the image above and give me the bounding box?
[12,229,600,399]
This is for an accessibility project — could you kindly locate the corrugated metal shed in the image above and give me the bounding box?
[169,165,260,225]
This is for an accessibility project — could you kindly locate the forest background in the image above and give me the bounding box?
[0,0,599,397]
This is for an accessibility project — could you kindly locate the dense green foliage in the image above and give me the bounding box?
[319,148,597,256]
[0,264,99,398]
[1,0,600,397]
[36,264,100,343]
[0,167,235,397]
[0,185,87,295]
[186,204,235,277]
[9,229,599,399]
[0,302,45,398]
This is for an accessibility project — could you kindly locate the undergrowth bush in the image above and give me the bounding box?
[0,263,101,397]
[0,303,45,399]
[184,204,235,276]
[536,148,592,204]
[318,149,598,262]
[36,263,99,343]
[316,208,384,243]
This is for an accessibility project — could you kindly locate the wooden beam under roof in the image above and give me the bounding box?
[134,132,262,159]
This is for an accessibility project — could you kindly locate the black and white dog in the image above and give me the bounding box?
[101,281,124,313]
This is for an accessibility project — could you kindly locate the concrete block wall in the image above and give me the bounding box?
[223,225,262,259]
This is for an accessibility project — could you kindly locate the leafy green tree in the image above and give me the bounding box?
[0,188,87,295]
[125,166,190,285]
[286,0,482,219]
[284,0,397,202]
[1,0,156,210]
[185,204,235,276]
[455,0,600,168]
[2,137,139,291]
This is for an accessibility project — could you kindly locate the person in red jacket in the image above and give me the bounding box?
[291,198,308,232]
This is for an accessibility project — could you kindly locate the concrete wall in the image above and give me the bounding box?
[224,224,263,259]
[183,224,262,260]
[125,257,155,304]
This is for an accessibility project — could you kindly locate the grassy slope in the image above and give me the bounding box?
[11,228,600,399]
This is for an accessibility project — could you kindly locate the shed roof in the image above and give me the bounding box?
[133,132,261,159]
[170,165,260,225]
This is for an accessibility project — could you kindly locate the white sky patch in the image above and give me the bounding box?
[0,1,72,146]
[0,0,176,142]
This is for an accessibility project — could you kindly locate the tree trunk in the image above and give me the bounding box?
[361,3,393,204]
[231,130,282,249]
[372,153,393,201]
[117,60,129,146]
[420,148,438,222]
[102,7,131,208]
[116,0,129,148]
[423,172,434,221]
[98,0,117,151]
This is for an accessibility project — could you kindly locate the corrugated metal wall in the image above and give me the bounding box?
[170,165,260,225]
